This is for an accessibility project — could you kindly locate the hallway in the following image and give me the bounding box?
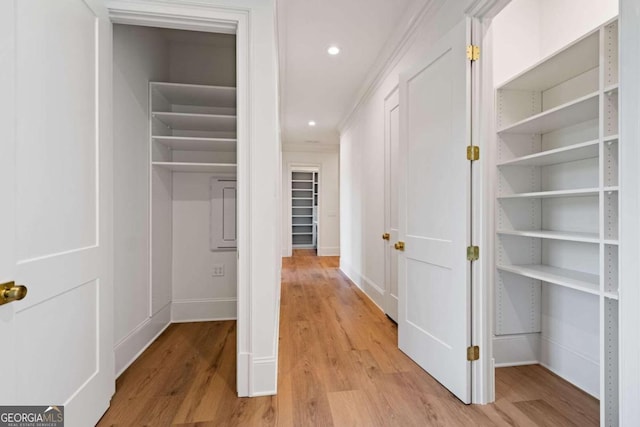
[98,251,598,426]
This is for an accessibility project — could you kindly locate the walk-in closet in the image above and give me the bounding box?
[113,24,238,375]
[290,169,319,250]
[491,3,619,424]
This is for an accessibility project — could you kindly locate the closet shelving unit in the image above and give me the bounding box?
[150,82,237,173]
[494,19,618,425]
[291,171,318,248]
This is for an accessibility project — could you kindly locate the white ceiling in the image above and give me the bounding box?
[277,0,417,146]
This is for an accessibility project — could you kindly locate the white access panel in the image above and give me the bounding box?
[211,178,237,250]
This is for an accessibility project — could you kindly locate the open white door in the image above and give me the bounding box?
[397,18,473,403]
[0,0,114,425]
[384,88,400,322]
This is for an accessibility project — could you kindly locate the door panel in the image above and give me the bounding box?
[384,88,400,322]
[398,19,472,403]
[0,0,114,424]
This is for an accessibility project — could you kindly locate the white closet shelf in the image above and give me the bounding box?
[499,31,599,91]
[152,112,236,132]
[498,140,599,167]
[604,134,619,142]
[497,229,599,243]
[292,232,312,235]
[604,291,619,300]
[152,136,236,152]
[604,186,619,193]
[292,197,313,200]
[292,180,313,183]
[497,264,599,296]
[151,82,236,108]
[498,188,599,199]
[152,162,236,173]
[603,83,619,94]
[498,92,599,134]
[292,215,313,218]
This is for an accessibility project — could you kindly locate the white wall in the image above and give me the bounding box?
[113,24,170,376]
[172,171,238,321]
[169,35,236,86]
[340,0,476,309]
[493,0,618,86]
[281,147,340,257]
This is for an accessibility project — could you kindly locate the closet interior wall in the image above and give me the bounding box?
[113,24,237,375]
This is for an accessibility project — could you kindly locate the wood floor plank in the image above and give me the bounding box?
[327,390,381,426]
[98,250,599,426]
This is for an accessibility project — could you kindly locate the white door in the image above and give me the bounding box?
[0,0,114,425]
[384,88,400,322]
[397,19,473,403]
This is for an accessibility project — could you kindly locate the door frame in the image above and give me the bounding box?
[383,84,399,320]
[285,163,322,256]
[107,0,254,396]
[464,1,512,404]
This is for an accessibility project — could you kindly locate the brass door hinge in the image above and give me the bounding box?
[466,245,479,261]
[467,345,480,361]
[466,45,480,61]
[466,145,479,161]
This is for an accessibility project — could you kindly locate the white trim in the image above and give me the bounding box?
[171,298,237,322]
[317,246,340,256]
[339,264,384,314]
[619,2,640,424]
[540,337,599,398]
[286,162,321,257]
[492,334,540,367]
[106,0,254,397]
[114,303,172,377]
[468,0,512,405]
[251,356,278,396]
[282,143,339,153]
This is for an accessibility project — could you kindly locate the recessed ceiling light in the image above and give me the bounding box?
[327,46,340,55]
[308,120,316,126]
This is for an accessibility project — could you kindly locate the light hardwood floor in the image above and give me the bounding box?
[97,250,598,426]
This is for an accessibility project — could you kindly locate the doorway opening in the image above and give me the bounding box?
[486,1,619,423]
[290,167,320,254]
[112,23,240,390]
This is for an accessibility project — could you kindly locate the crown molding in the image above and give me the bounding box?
[282,143,339,153]
[337,0,510,134]
[337,0,442,133]
[465,0,511,20]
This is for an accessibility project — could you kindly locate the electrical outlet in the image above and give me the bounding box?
[212,264,224,277]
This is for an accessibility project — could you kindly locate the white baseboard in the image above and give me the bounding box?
[114,303,171,377]
[339,263,385,312]
[339,262,360,287]
[540,336,599,398]
[251,356,278,396]
[237,351,250,397]
[317,246,340,256]
[171,297,237,322]
[493,334,540,367]
[361,274,385,311]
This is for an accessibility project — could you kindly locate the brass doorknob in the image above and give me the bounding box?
[0,282,28,306]
[394,241,405,251]
[382,232,390,240]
